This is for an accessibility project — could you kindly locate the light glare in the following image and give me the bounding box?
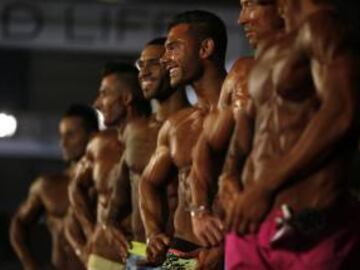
[0,113,17,138]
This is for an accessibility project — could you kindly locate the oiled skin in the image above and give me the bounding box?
[191,57,254,212]
[139,21,226,269]
[69,129,130,263]
[223,8,360,235]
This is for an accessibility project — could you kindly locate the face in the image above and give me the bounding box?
[238,0,283,47]
[162,23,203,88]
[137,44,171,100]
[93,74,125,127]
[59,116,90,162]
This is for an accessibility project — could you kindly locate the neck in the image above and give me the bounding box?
[110,117,127,135]
[154,87,189,122]
[191,63,226,109]
[110,109,141,136]
[126,105,143,121]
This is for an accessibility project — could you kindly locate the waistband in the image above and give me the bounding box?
[128,241,147,257]
[170,237,201,253]
[88,254,125,270]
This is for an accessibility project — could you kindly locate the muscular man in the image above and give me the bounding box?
[69,63,152,270]
[10,104,99,270]
[222,0,360,269]
[107,37,189,268]
[190,0,284,249]
[139,10,227,269]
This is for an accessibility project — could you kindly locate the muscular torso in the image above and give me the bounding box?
[123,117,162,241]
[167,107,209,244]
[84,129,128,261]
[31,173,83,269]
[244,22,349,212]
[87,130,124,224]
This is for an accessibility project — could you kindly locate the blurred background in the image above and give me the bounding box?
[0,0,253,268]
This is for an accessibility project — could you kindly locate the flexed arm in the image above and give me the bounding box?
[64,208,89,265]
[69,156,95,238]
[255,31,358,194]
[10,179,44,270]
[219,105,254,208]
[190,108,235,247]
[230,17,359,235]
[104,154,132,228]
[139,121,175,264]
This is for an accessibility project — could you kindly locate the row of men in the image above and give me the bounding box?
[10,0,360,269]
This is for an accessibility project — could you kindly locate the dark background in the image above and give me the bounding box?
[0,0,247,269]
[1,0,359,269]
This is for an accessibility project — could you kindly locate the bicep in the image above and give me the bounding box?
[111,155,131,205]
[142,145,174,187]
[16,184,44,224]
[312,55,356,107]
[205,108,235,152]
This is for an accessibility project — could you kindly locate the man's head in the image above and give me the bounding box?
[162,10,227,88]
[238,0,284,48]
[59,104,99,162]
[137,37,173,101]
[93,62,150,127]
[277,0,339,32]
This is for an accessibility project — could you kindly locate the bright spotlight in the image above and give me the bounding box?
[0,113,18,138]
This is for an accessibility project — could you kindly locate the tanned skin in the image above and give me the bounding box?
[139,22,226,268]
[222,0,360,238]
[68,71,144,264]
[190,0,284,251]
[10,115,94,270]
[107,42,189,244]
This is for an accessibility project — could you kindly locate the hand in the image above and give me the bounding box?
[146,233,170,265]
[195,246,224,270]
[105,225,131,263]
[226,186,273,235]
[192,212,224,247]
[79,242,92,265]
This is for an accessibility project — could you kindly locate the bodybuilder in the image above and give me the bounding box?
[69,63,151,269]
[10,104,99,270]
[139,10,227,269]
[190,0,284,250]
[108,37,189,268]
[222,0,360,268]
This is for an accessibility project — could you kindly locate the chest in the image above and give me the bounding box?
[124,122,161,172]
[168,110,206,167]
[41,181,69,217]
[250,37,314,108]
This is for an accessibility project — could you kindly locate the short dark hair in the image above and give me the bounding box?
[146,37,166,46]
[101,61,138,80]
[168,10,227,64]
[63,104,99,133]
[101,62,151,116]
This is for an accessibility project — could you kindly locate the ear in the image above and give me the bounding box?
[123,92,133,105]
[199,38,215,60]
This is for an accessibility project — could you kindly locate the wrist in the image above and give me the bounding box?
[252,183,275,197]
[146,232,167,245]
[189,205,210,218]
